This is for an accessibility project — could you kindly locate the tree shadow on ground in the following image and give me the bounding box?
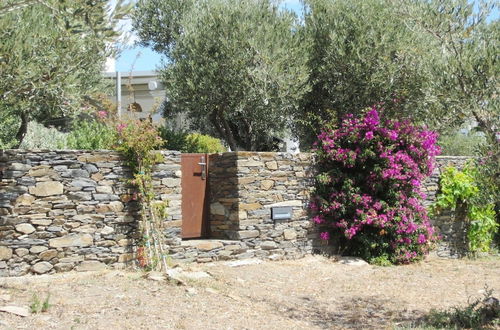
[276,295,424,329]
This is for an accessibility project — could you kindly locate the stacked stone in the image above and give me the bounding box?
[0,150,181,276]
[422,156,472,258]
[208,152,315,261]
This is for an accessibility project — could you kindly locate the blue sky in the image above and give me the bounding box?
[115,0,303,72]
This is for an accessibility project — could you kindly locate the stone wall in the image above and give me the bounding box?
[422,156,473,257]
[0,149,476,276]
[207,152,315,260]
[0,150,181,276]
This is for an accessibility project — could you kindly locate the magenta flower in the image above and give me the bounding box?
[116,123,127,133]
[97,111,108,119]
[311,106,439,264]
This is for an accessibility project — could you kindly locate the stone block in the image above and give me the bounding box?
[15,194,35,206]
[59,255,84,263]
[30,246,48,254]
[265,200,303,208]
[15,223,36,234]
[76,261,107,272]
[96,186,113,194]
[236,230,260,239]
[15,248,29,257]
[29,181,63,197]
[265,161,278,170]
[39,249,58,261]
[259,241,278,250]
[260,180,275,191]
[32,261,53,274]
[210,202,226,216]
[238,160,263,167]
[10,162,31,171]
[54,263,74,272]
[30,219,53,226]
[118,253,135,263]
[49,233,93,248]
[283,229,297,240]
[239,203,261,211]
[0,247,13,260]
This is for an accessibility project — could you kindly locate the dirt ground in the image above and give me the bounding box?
[0,255,499,330]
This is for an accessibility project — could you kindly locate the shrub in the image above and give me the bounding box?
[184,133,226,153]
[158,127,190,152]
[311,107,440,264]
[66,118,116,150]
[19,121,68,149]
[432,165,498,253]
[423,286,499,329]
[159,127,226,153]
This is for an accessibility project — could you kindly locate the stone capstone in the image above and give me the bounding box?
[29,181,63,197]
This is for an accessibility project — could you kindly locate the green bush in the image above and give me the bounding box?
[158,127,189,151]
[66,119,116,150]
[184,133,226,153]
[19,121,68,149]
[159,127,226,153]
[432,166,498,253]
[423,286,499,329]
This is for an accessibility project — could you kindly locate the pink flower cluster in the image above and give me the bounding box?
[312,107,440,263]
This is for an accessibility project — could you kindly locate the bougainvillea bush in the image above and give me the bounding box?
[311,107,441,264]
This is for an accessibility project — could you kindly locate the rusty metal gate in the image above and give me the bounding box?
[181,153,209,238]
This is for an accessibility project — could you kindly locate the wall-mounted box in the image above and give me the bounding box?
[271,206,293,220]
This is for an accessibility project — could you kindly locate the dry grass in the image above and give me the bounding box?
[0,255,499,329]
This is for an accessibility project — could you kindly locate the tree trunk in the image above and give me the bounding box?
[210,110,238,151]
[14,112,29,149]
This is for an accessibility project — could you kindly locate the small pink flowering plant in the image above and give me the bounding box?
[311,107,440,264]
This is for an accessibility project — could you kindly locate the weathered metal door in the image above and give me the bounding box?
[181,153,209,238]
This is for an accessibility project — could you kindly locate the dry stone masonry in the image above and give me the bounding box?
[422,156,473,258]
[204,152,315,261]
[0,150,181,276]
[0,149,473,276]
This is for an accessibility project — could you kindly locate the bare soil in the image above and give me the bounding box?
[0,255,499,329]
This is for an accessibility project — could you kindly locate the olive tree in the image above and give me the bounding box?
[0,0,131,148]
[133,0,309,151]
[401,0,499,144]
[298,0,437,146]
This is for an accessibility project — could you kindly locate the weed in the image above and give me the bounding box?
[30,292,51,313]
[421,285,499,329]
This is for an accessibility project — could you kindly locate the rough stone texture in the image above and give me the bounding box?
[207,152,315,261]
[423,156,473,258]
[0,149,181,276]
[0,150,472,276]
